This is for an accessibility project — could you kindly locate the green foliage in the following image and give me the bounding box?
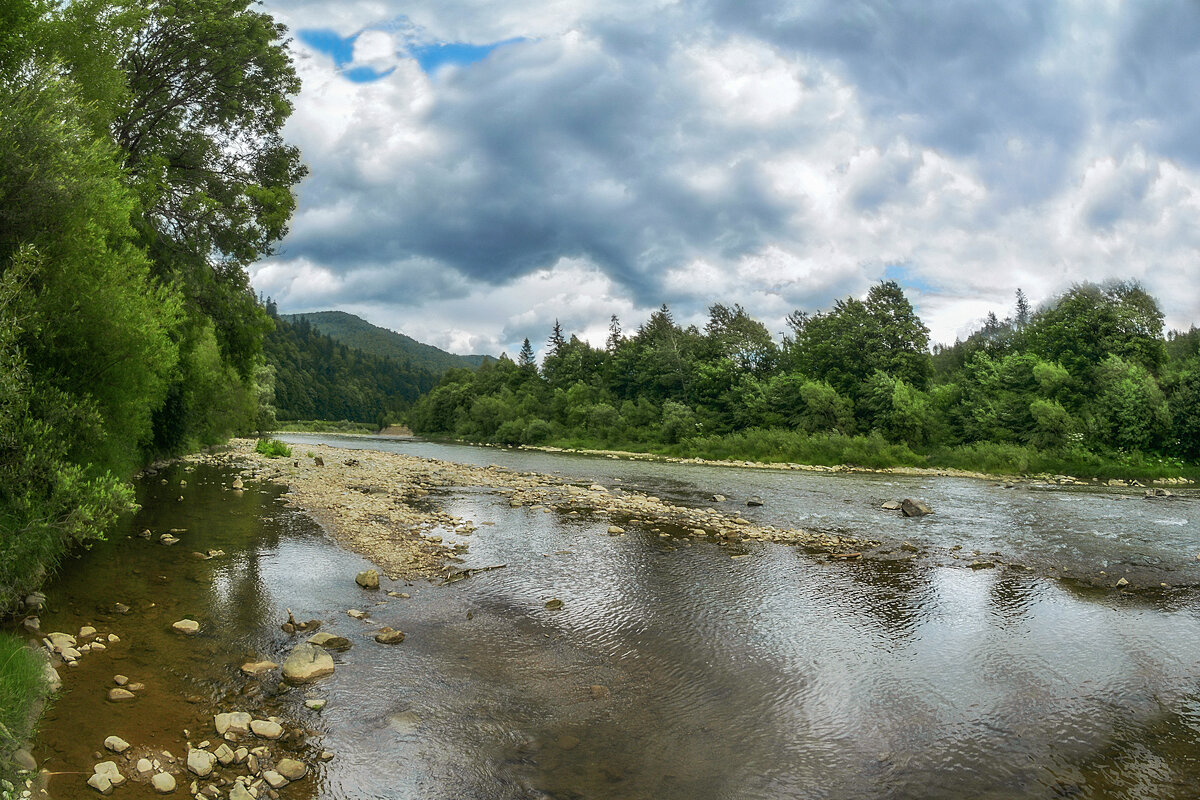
[0,634,47,764]
[254,438,291,458]
[282,311,488,373]
[407,282,1199,479]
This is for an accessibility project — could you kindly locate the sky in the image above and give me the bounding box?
[250,0,1200,358]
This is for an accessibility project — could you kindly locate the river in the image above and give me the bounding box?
[21,435,1200,799]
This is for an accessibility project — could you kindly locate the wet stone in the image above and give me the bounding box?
[107,688,136,702]
[171,619,200,635]
[275,759,306,781]
[250,720,283,740]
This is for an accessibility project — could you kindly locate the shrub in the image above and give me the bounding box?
[254,438,292,458]
[0,634,47,779]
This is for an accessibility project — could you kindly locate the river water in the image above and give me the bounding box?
[24,435,1200,799]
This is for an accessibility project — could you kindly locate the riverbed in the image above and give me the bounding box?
[18,435,1200,799]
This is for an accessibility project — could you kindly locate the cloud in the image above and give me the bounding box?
[257,0,1200,355]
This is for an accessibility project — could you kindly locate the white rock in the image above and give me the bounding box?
[151,772,176,793]
[228,784,254,800]
[104,736,130,753]
[187,748,216,777]
[214,711,252,735]
[136,758,154,777]
[281,643,335,683]
[275,758,306,781]
[86,773,113,794]
[214,743,234,765]
[249,720,282,740]
[262,770,288,789]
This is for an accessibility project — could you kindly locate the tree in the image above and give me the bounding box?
[517,338,536,369]
[547,320,566,356]
[1027,282,1166,377]
[1014,288,1031,328]
[606,314,623,352]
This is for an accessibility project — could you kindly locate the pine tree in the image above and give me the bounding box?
[1014,288,1030,328]
[548,319,566,355]
[518,337,535,368]
[606,314,623,352]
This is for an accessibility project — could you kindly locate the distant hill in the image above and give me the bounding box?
[282,311,490,374]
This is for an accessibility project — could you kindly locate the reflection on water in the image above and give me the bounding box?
[21,440,1200,800]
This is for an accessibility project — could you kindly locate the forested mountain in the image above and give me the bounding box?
[283,310,489,373]
[408,281,1200,478]
[264,312,438,425]
[1,0,303,608]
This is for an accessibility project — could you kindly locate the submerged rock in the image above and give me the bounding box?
[374,628,405,644]
[307,632,352,651]
[282,643,334,683]
[240,660,278,676]
[276,758,307,781]
[249,719,283,740]
[881,500,902,511]
[544,598,564,610]
[746,496,763,507]
[107,688,136,702]
[171,619,200,635]
[355,569,380,590]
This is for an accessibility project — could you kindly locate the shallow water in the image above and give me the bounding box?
[23,437,1200,799]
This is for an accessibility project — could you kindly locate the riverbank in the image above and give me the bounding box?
[194,439,878,581]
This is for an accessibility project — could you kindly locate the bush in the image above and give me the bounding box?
[521,418,554,445]
[254,438,292,458]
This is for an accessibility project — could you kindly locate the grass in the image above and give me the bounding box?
[0,633,46,785]
[254,438,292,458]
[272,419,377,434]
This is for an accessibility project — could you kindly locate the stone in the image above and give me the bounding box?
[136,758,154,777]
[347,609,368,620]
[307,632,352,651]
[282,643,335,683]
[249,720,283,740]
[87,773,113,794]
[229,784,254,800]
[374,628,405,644]
[160,534,180,545]
[43,661,61,691]
[746,496,763,507]
[94,762,124,785]
[187,749,217,777]
[126,682,145,691]
[48,632,76,651]
[607,526,625,534]
[968,561,995,570]
[22,615,39,632]
[355,569,380,589]
[589,685,610,699]
[240,661,278,676]
[171,619,200,635]
[900,541,919,552]
[319,751,334,762]
[214,712,252,736]
[12,748,36,772]
[108,688,136,702]
[108,633,120,643]
[113,675,128,685]
[1116,577,1129,587]
[304,698,326,711]
[214,744,234,766]
[151,772,176,793]
[544,598,564,610]
[711,494,726,502]
[24,592,46,610]
[234,747,249,764]
[881,500,902,510]
[900,498,933,517]
[262,770,288,789]
[232,477,244,489]
[79,625,97,640]
[104,736,130,753]
[275,758,306,781]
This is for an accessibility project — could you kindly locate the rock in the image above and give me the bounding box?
[589,685,610,699]
[234,747,249,764]
[160,534,180,545]
[171,619,200,635]
[881,500,902,510]
[126,681,145,691]
[136,758,154,777]
[900,541,919,552]
[229,784,254,800]
[374,628,405,644]
[969,561,995,570]
[79,625,97,640]
[249,720,283,740]
[214,712,252,736]
[304,698,326,711]
[232,477,244,489]
[240,661,278,676]
[347,609,368,620]
[319,751,334,762]
[151,772,176,793]
[282,643,335,683]
[214,744,234,766]
[104,736,130,753]
[607,526,625,535]
[900,498,933,517]
[313,456,324,467]
[746,496,763,507]
[187,749,217,777]
[307,632,352,651]
[275,758,306,781]
[588,484,607,492]
[87,772,113,794]
[711,494,726,502]
[43,661,61,692]
[544,598,564,610]
[263,770,289,789]
[94,761,124,785]
[556,734,580,751]
[24,591,46,610]
[1117,577,1129,587]
[48,632,77,651]
[355,569,380,589]
[22,615,39,632]
[113,674,128,686]
[12,748,36,772]
[108,688,136,702]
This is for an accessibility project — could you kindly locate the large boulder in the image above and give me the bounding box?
[900,498,933,517]
[282,643,335,683]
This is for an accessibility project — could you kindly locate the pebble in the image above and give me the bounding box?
[107,688,136,702]
[113,675,128,686]
[136,759,154,777]
[171,619,200,635]
[276,758,306,781]
[374,628,405,644]
[104,736,130,753]
[249,720,283,740]
[262,770,288,789]
[151,772,176,793]
[240,661,278,676]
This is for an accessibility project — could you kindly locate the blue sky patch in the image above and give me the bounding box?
[883,263,935,295]
[298,27,520,82]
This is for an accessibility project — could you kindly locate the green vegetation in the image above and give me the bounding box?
[264,310,438,425]
[0,634,46,781]
[1,0,304,747]
[282,310,490,373]
[409,284,1200,480]
[273,420,379,434]
[254,438,292,458]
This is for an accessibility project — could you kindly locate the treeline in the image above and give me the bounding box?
[409,281,1200,477]
[264,309,438,426]
[0,0,303,608]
